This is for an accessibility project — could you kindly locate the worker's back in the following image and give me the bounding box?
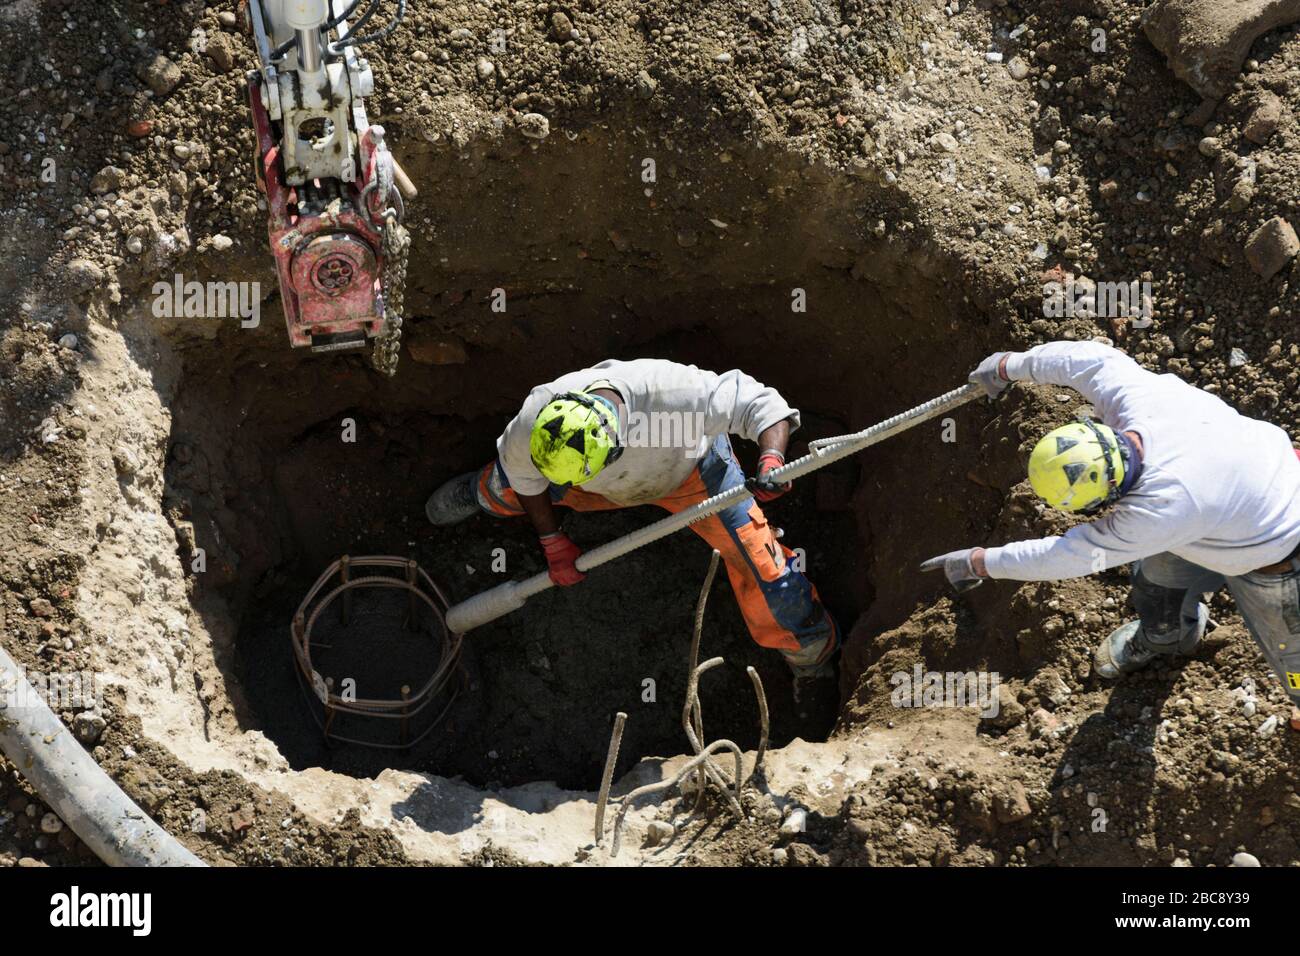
[497,359,799,505]
[1094,352,1300,575]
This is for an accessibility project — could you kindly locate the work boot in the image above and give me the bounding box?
[1093,620,1166,679]
[425,472,480,526]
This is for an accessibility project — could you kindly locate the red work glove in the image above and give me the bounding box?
[751,451,791,503]
[539,532,586,586]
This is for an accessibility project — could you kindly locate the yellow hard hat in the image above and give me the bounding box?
[529,391,621,486]
[1027,419,1125,513]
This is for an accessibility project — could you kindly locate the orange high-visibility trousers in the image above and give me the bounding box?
[475,434,838,670]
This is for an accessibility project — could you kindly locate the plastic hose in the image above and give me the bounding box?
[444,382,982,634]
[0,644,205,867]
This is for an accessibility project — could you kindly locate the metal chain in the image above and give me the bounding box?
[373,211,409,377]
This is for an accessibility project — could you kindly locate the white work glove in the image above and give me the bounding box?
[970,352,1012,400]
[920,548,984,594]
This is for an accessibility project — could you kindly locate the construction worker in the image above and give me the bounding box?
[425,358,840,692]
[922,341,1300,728]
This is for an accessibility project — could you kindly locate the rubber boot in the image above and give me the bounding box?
[425,472,480,526]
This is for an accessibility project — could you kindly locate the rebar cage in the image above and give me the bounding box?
[291,555,464,749]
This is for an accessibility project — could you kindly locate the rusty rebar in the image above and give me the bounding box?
[598,548,773,856]
[594,711,627,844]
[747,666,769,777]
[290,555,463,749]
[684,550,720,799]
[610,738,745,857]
[339,554,352,625]
[682,657,742,816]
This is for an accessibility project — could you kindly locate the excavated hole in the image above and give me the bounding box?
[160,124,1002,790]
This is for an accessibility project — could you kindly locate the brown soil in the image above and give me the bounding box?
[2,0,1300,866]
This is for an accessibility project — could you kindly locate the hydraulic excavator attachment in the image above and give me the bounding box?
[243,0,413,373]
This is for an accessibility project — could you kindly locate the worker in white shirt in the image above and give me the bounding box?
[425,358,840,687]
[922,341,1300,728]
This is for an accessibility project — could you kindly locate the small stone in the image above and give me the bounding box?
[112,446,140,476]
[518,113,550,140]
[1098,179,1119,200]
[74,712,107,744]
[982,683,1026,730]
[771,847,788,865]
[1244,216,1299,279]
[1230,851,1261,867]
[1226,179,1254,212]
[40,813,63,835]
[229,806,256,832]
[932,131,959,152]
[995,782,1032,823]
[210,234,233,252]
[645,821,675,847]
[785,843,828,867]
[1028,708,1060,738]
[1243,91,1283,145]
[29,598,54,618]
[1229,347,1249,367]
[62,258,104,294]
[1198,136,1221,157]
[126,236,144,255]
[206,33,234,73]
[89,165,127,195]
[779,808,807,836]
[138,54,182,96]
[217,10,238,28]
[475,57,495,81]
[173,142,192,161]
[1007,58,1030,80]
[635,70,657,99]
[1257,714,1279,736]
[550,11,574,41]
[58,333,78,350]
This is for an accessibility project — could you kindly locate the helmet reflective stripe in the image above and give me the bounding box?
[1027,419,1126,513]
[529,390,622,486]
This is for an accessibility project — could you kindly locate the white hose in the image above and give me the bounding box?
[0,644,205,867]
[445,383,982,634]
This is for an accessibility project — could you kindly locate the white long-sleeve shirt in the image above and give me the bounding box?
[497,359,799,505]
[984,342,1300,580]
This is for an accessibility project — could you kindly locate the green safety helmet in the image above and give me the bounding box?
[529,391,622,486]
[1027,419,1126,513]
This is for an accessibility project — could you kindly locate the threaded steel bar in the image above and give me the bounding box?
[594,711,627,844]
[446,383,981,634]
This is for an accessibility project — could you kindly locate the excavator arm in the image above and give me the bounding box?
[243,0,413,372]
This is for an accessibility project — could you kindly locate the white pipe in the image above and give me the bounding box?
[445,383,982,634]
[0,645,205,867]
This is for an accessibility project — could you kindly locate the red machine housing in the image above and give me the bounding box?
[248,81,388,352]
